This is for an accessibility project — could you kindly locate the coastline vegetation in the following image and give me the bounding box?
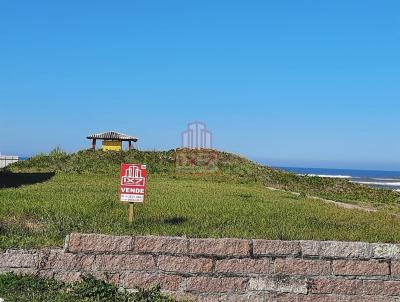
[1,149,400,248]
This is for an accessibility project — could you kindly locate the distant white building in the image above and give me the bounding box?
[0,155,19,168]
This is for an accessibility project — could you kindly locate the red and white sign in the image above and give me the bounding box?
[120,164,147,203]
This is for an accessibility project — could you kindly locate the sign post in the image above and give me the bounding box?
[120,164,147,223]
[128,204,134,223]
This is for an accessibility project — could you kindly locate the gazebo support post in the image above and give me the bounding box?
[92,139,96,150]
[128,140,132,151]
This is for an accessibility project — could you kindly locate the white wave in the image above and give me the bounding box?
[369,178,400,181]
[396,189,400,192]
[302,174,352,179]
[351,181,400,187]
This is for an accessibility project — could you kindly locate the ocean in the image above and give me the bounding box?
[275,167,400,192]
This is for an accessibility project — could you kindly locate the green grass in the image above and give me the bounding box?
[1,149,400,248]
[8,149,400,208]
[0,273,187,302]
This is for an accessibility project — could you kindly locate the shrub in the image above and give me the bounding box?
[0,273,189,302]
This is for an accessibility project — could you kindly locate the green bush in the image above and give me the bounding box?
[0,273,189,302]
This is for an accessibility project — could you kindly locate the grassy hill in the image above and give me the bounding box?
[1,148,400,248]
[9,148,400,207]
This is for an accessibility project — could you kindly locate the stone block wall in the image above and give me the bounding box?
[2,233,400,301]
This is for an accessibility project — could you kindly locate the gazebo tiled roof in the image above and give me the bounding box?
[86,131,138,142]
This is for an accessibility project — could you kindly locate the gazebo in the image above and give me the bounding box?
[86,131,138,151]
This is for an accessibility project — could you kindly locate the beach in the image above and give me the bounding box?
[277,166,400,191]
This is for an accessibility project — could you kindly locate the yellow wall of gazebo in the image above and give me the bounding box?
[102,140,122,151]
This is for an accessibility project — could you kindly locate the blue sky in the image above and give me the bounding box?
[0,1,399,170]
